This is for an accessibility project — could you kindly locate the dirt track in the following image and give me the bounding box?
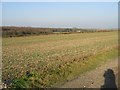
[60,58,118,88]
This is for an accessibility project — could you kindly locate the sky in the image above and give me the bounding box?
[1,0,119,2]
[2,2,118,29]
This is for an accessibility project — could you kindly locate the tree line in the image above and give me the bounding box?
[2,26,115,37]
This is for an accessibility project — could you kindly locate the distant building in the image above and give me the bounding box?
[76,30,81,33]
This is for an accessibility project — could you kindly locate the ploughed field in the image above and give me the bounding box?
[2,31,118,88]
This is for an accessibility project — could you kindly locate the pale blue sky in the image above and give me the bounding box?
[1,0,119,2]
[2,2,118,29]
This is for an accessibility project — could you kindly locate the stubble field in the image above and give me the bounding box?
[2,31,118,88]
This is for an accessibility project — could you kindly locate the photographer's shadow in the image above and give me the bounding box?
[101,69,117,90]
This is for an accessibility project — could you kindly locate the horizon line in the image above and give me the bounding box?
[1,25,118,30]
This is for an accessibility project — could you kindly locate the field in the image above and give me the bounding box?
[2,31,118,88]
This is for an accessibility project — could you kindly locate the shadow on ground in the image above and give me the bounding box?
[101,69,117,90]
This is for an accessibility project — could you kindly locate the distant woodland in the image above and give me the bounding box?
[1,26,116,37]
